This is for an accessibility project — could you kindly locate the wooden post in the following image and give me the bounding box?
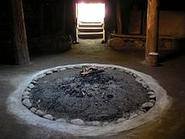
[145,0,159,66]
[116,0,122,34]
[11,0,30,65]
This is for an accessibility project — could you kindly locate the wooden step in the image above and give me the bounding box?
[80,21,102,24]
[78,32,103,39]
[79,23,103,28]
[78,27,103,32]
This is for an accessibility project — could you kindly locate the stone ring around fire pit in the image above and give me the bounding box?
[8,64,171,136]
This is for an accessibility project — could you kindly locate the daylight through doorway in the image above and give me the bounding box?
[77,3,105,22]
[76,3,105,42]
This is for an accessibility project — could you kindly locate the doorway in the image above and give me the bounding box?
[76,3,105,43]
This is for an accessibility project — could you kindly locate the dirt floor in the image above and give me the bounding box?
[0,39,185,139]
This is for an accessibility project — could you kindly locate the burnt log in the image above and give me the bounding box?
[80,66,104,76]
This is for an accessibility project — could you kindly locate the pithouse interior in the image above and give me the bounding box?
[0,0,185,139]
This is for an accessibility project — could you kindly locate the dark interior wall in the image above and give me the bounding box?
[0,0,72,64]
[0,1,12,41]
[116,0,185,36]
[141,0,185,37]
[104,0,116,39]
[0,0,14,64]
[65,0,76,40]
[111,0,147,35]
[23,0,72,55]
[101,0,142,37]
[120,0,135,34]
[127,0,147,35]
[159,11,185,37]
[160,0,185,11]
[23,0,65,38]
[23,0,41,38]
[159,0,185,37]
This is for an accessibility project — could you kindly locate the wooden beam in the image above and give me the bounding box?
[145,0,159,66]
[116,0,123,34]
[11,0,30,65]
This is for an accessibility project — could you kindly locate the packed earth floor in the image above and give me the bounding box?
[0,39,185,139]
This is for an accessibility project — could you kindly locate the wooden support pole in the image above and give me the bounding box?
[116,0,123,34]
[145,0,159,66]
[11,0,30,65]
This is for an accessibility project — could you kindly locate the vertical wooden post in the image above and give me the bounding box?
[145,0,159,66]
[11,0,30,65]
[116,0,123,34]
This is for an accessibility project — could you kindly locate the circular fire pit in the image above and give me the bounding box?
[23,65,153,123]
[8,64,171,136]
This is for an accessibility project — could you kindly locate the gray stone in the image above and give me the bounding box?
[30,107,37,113]
[56,118,66,123]
[129,113,138,119]
[135,77,143,84]
[142,84,148,88]
[22,99,32,108]
[22,95,30,99]
[59,68,66,71]
[35,110,45,116]
[52,68,59,72]
[24,91,30,96]
[123,70,130,74]
[71,119,85,125]
[25,88,31,92]
[147,91,155,95]
[136,110,145,115]
[44,114,54,120]
[22,92,31,99]
[28,83,34,89]
[31,80,37,85]
[32,78,38,82]
[149,95,156,99]
[150,99,156,104]
[132,74,137,78]
[86,121,101,126]
[141,102,154,110]
[46,71,53,75]
[116,118,126,123]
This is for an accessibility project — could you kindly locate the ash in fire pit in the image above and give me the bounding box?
[22,65,156,124]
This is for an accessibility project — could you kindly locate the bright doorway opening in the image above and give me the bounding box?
[77,3,105,22]
[76,3,105,43]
